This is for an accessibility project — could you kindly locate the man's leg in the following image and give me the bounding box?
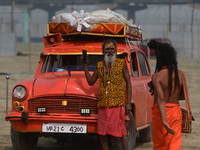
[99,135,109,150]
[122,135,128,150]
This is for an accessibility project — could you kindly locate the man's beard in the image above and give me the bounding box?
[104,52,116,66]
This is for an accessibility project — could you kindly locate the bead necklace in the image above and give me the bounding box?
[104,62,115,94]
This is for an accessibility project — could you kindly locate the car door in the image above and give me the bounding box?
[130,51,149,128]
[137,52,153,124]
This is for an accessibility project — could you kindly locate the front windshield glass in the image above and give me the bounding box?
[41,54,125,73]
[41,55,104,73]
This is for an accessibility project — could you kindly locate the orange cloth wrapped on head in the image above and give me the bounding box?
[152,103,182,150]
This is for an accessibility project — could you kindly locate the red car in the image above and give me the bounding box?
[141,38,172,57]
[5,22,153,150]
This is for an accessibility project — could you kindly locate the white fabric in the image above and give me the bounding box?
[51,8,138,32]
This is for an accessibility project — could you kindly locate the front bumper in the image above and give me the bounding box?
[5,112,98,133]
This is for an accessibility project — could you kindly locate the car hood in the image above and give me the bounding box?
[33,73,99,98]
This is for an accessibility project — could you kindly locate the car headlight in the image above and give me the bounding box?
[13,85,27,100]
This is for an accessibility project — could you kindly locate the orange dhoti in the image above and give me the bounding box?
[152,103,182,150]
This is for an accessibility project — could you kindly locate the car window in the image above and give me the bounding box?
[130,52,139,77]
[163,39,168,43]
[142,40,147,46]
[41,54,124,73]
[138,52,150,76]
[41,55,104,73]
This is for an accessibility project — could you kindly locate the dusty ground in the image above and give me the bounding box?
[0,43,200,150]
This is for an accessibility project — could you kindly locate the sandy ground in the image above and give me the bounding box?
[0,43,200,150]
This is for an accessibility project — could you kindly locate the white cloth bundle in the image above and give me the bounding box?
[51,8,138,32]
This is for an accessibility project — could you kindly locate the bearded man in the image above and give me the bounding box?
[81,39,132,150]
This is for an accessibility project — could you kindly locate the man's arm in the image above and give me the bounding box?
[152,74,175,135]
[123,61,132,115]
[83,63,98,86]
[80,53,98,86]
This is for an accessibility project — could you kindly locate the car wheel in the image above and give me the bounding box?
[139,124,152,142]
[11,126,38,150]
[110,112,137,150]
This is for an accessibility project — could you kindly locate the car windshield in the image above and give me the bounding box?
[41,55,105,73]
[41,54,125,73]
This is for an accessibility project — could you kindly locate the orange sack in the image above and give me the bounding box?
[152,103,182,150]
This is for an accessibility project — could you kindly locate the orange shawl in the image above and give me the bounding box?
[152,103,182,150]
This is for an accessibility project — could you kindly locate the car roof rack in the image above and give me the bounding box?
[47,22,142,41]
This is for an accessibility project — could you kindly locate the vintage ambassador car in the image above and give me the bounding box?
[5,11,154,150]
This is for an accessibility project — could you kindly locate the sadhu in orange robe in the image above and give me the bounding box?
[152,103,182,150]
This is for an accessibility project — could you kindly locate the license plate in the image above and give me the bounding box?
[42,123,87,133]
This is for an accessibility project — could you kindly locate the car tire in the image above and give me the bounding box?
[11,126,38,150]
[110,112,136,150]
[139,124,152,142]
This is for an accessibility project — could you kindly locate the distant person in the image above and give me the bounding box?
[81,39,132,150]
[147,40,183,150]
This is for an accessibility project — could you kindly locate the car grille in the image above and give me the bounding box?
[28,95,98,114]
